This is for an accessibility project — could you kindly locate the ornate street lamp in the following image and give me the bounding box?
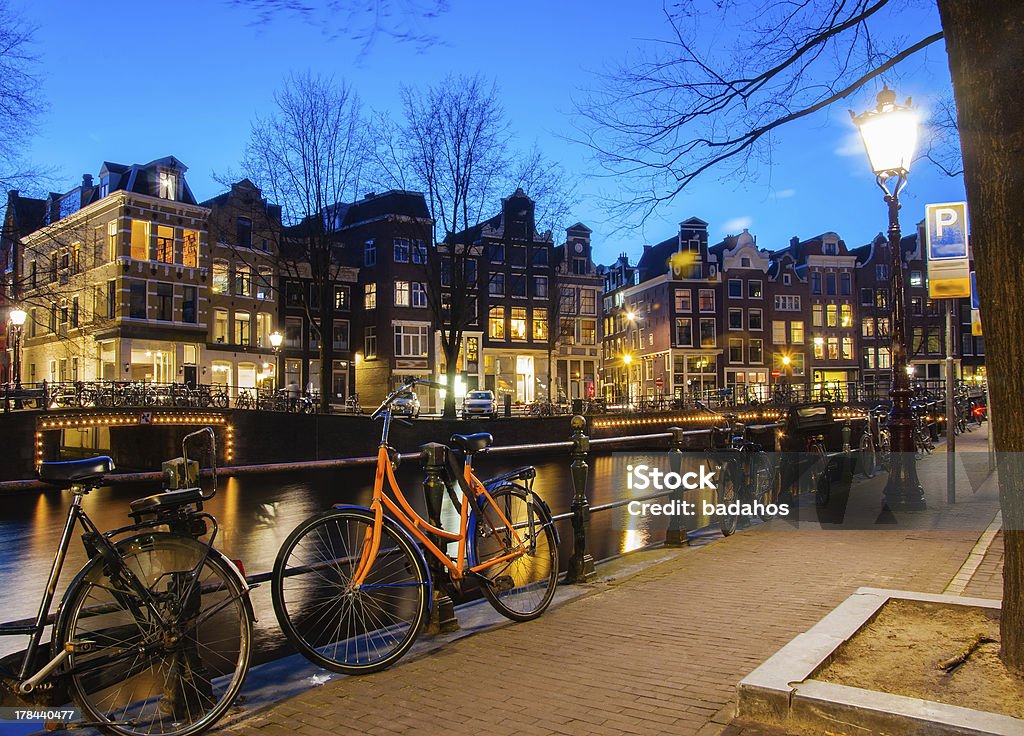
[851,85,925,511]
[269,330,283,389]
[8,307,27,391]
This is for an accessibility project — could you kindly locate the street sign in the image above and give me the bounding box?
[139,411,152,425]
[925,202,971,298]
[655,377,664,388]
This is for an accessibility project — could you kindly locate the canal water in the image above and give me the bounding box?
[0,450,714,663]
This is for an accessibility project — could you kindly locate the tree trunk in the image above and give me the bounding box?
[937,0,1024,672]
[444,350,458,419]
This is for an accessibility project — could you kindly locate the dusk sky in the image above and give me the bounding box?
[22,0,964,263]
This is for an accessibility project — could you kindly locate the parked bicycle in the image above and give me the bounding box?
[271,378,558,674]
[0,428,253,735]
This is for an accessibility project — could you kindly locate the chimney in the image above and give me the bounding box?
[82,174,93,189]
[790,236,799,248]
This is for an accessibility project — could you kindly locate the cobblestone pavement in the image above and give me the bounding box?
[961,530,1004,600]
[227,428,1001,736]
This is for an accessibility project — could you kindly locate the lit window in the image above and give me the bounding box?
[107,221,119,261]
[812,304,823,327]
[235,311,251,345]
[826,304,838,327]
[257,267,274,300]
[365,283,377,309]
[130,220,150,260]
[510,308,527,340]
[791,321,804,344]
[841,303,852,327]
[364,326,377,358]
[235,264,252,297]
[212,259,229,294]
[827,337,839,360]
[489,307,505,339]
[580,319,596,345]
[533,308,548,340]
[333,286,349,310]
[158,170,177,200]
[772,321,786,344]
[395,280,410,307]
[213,309,228,343]
[748,280,762,299]
[182,230,199,268]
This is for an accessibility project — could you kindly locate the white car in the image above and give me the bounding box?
[462,390,497,419]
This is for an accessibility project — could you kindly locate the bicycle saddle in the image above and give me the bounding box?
[450,433,493,454]
[38,456,114,486]
[130,488,203,516]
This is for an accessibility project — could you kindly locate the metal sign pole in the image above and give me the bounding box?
[946,299,956,503]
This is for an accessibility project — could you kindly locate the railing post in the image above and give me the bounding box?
[566,415,595,583]
[841,418,854,481]
[420,442,458,633]
[664,426,690,547]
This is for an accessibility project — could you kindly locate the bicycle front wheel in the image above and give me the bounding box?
[717,461,741,536]
[58,534,252,736]
[749,452,777,521]
[470,484,558,622]
[271,508,429,675]
[858,433,877,478]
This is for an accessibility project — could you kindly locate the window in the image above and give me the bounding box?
[699,318,716,347]
[560,318,575,344]
[699,289,715,312]
[876,264,889,280]
[394,239,409,262]
[675,318,693,346]
[510,274,527,297]
[728,338,743,363]
[532,247,548,266]
[285,317,302,347]
[783,273,792,286]
[533,308,548,340]
[129,282,146,319]
[182,230,199,268]
[827,336,839,360]
[878,347,891,369]
[412,282,428,308]
[740,257,751,268]
[394,280,410,307]
[560,287,577,313]
[412,241,427,264]
[364,326,377,358]
[826,273,837,295]
[580,289,596,315]
[748,309,763,330]
[840,272,852,295]
[812,304,823,327]
[364,241,376,266]
[911,297,923,315]
[878,317,890,337]
[749,339,763,364]
[674,289,691,312]
[490,273,505,296]
[728,308,743,330]
[183,286,197,323]
[841,303,852,327]
[284,280,304,307]
[235,311,251,345]
[488,244,504,263]
[158,170,177,200]
[863,349,876,369]
[465,258,478,286]
[130,220,149,260]
[772,321,786,344]
[927,330,942,354]
[791,321,804,344]
[861,288,873,306]
[811,272,822,294]
[71,296,79,328]
[255,312,271,346]
[489,307,505,339]
[826,304,838,327]
[29,260,37,289]
[813,338,824,360]
[876,289,889,308]
[236,217,252,248]
[573,257,588,275]
[842,337,854,360]
[212,259,229,294]
[107,221,119,261]
[394,324,429,356]
[510,308,527,340]
[748,280,762,299]
[364,283,377,309]
[155,283,173,321]
[728,279,742,298]
[774,295,801,311]
[254,267,273,300]
[533,276,548,298]
[580,319,596,345]
[107,280,116,319]
[235,264,252,297]
[510,246,526,267]
[862,318,875,337]
[823,242,838,256]
[329,285,349,310]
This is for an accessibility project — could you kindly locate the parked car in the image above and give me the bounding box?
[392,390,421,418]
[463,390,497,419]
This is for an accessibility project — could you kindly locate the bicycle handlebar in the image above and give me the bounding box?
[181,427,217,500]
[370,378,448,420]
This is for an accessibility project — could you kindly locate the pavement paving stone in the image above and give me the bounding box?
[225,428,1002,736]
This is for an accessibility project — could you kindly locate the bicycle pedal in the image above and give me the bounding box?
[491,575,515,592]
[63,640,95,654]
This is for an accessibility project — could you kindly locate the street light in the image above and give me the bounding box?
[269,330,283,389]
[8,307,27,391]
[851,85,925,511]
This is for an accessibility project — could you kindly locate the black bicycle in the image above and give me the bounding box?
[0,429,253,735]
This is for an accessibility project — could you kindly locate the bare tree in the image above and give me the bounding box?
[581,0,1024,672]
[0,0,43,196]
[241,72,367,412]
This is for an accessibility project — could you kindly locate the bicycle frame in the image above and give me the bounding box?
[351,443,528,588]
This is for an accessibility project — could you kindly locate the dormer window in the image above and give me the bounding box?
[158,170,178,200]
[823,242,838,255]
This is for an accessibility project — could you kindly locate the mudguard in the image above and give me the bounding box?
[466,484,559,569]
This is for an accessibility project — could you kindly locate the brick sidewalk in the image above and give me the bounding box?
[229,430,1001,736]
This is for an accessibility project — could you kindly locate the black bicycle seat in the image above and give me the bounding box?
[450,433,493,454]
[130,488,203,516]
[38,456,114,487]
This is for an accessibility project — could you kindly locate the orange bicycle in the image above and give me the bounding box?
[270,379,559,674]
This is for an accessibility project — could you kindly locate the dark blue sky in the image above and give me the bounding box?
[23,0,964,262]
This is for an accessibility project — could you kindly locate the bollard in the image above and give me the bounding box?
[566,415,595,583]
[664,427,690,546]
[841,418,854,481]
[420,442,458,633]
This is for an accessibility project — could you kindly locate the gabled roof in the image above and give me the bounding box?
[97,156,198,205]
[341,190,430,226]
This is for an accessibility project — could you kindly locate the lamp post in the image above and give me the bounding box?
[851,85,925,511]
[621,353,633,406]
[9,307,27,391]
[269,330,283,390]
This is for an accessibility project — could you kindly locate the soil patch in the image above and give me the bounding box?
[816,598,1024,719]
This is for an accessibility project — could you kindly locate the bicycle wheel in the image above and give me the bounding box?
[272,508,428,675]
[812,444,831,507]
[858,433,877,478]
[58,534,251,736]
[470,484,558,622]
[717,460,740,536]
[749,452,777,521]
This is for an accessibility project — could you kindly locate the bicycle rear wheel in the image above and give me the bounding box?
[58,534,251,736]
[271,508,429,674]
[749,452,777,521]
[717,461,740,536]
[470,484,558,622]
[858,433,877,478]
